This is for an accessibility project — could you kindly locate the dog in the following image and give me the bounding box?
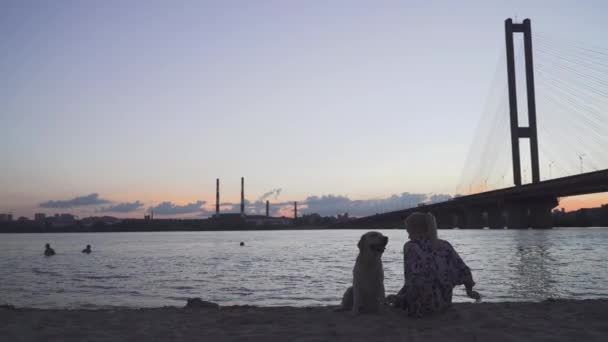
[338,231,388,314]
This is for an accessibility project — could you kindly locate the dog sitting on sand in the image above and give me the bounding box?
[337,231,388,314]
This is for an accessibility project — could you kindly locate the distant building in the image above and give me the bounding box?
[211,213,293,228]
[212,213,246,227]
[0,214,13,222]
[34,213,46,221]
[17,216,29,221]
[245,215,293,226]
[50,213,76,227]
[81,216,121,227]
[337,212,350,222]
[553,205,608,227]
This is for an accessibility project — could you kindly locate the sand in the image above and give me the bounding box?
[1,300,607,341]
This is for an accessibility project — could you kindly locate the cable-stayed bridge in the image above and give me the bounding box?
[355,18,608,229]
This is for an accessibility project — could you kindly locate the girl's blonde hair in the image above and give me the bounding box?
[405,212,439,247]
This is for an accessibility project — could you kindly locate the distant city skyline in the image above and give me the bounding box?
[2,1,607,218]
[3,188,606,220]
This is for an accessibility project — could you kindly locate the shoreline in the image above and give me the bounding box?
[2,299,607,341]
[2,226,607,234]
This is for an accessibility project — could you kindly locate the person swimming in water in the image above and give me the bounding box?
[82,245,92,254]
[44,243,55,256]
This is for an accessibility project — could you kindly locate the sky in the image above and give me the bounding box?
[1,0,607,218]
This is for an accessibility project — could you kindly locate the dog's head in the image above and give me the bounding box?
[357,231,388,254]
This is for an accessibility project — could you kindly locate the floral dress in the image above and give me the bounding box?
[398,239,474,316]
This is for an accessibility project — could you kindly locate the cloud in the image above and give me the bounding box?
[217,200,287,216]
[40,193,111,208]
[299,192,453,217]
[248,200,287,216]
[214,192,452,218]
[428,194,452,203]
[258,188,282,201]
[219,200,254,214]
[99,201,144,213]
[150,200,207,215]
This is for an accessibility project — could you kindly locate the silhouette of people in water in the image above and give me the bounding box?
[82,245,92,254]
[44,243,55,256]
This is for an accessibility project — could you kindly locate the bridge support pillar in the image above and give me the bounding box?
[505,203,529,228]
[432,211,453,229]
[529,197,558,228]
[487,207,506,229]
[465,207,485,229]
[505,197,558,229]
[453,211,466,229]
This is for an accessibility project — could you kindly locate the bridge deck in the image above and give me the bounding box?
[354,169,608,226]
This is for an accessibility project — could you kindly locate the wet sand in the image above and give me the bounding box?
[1,300,607,341]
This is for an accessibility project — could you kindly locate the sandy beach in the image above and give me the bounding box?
[1,299,607,341]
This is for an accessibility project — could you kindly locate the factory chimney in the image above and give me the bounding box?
[215,178,220,216]
[240,177,245,215]
[294,201,298,219]
[266,200,269,217]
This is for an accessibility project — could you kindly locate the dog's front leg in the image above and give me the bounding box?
[351,286,361,315]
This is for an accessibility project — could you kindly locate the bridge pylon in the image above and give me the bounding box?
[505,18,540,186]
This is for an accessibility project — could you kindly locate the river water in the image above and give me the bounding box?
[0,228,607,308]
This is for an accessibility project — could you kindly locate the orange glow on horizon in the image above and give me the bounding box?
[558,193,608,212]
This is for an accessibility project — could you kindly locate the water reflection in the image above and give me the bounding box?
[510,230,555,300]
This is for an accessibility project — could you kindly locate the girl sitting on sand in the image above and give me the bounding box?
[389,212,480,316]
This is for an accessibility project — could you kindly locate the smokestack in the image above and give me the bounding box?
[294,201,298,219]
[216,178,220,216]
[266,200,269,217]
[240,177,245,215]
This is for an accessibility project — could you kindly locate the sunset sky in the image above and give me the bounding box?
[2,0,607,218]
